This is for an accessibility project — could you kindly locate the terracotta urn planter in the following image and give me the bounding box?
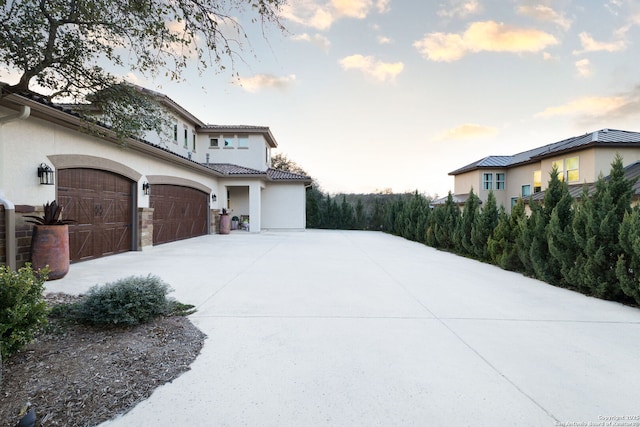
[30,224,70,280]
[219,212,231,234]
[26,200,75,281]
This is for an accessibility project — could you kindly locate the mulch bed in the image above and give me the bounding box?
[0,293,206,427]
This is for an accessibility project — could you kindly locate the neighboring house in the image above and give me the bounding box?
[0,86,311,270]
[440,129,640,212]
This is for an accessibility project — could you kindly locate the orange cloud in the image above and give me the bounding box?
[339,54,404,83]
[438,0,481,19]
[573,31,627,54]
[535,96,629,118]
[281,0,389,30]
[517,5,571,30]
[575,59,592,78]
[236,74,297,93]
[414,21,558,62]
[292,33,331,52]
[434,124,498,141]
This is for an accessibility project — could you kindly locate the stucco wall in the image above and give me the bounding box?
[201,134,270,171]
[0,111,221,208]
[261,183,306,230]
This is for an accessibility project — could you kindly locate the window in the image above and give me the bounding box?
[173,124,178,144]
[238,136,248,148]
[192,133,196,152]
[183,127,188,148]
[483,173,493,190]
[552,160,564,181]
[533,170,542,193]
[210,138,219,148]
[566,156,579,182]
[522,185,531,197]
[496,173,505,190]
[223,136,234,148]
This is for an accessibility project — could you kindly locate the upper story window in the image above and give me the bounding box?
[192,133,196,152]
[210,138,219,148]
[173,124,178,144]
[223,136,234,148]
[566,156,579,182]
[533,170,542,193]
[183,127,188,148]
[238,136,248,148]
[483,173,493,190]
[522,185,531,197]
[552,160,564,181]
[496,173,505,190]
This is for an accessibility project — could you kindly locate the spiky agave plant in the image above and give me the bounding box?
[25,201,75,225]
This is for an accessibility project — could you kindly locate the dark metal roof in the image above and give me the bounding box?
[450,129,640,175]
[449,156,511,175]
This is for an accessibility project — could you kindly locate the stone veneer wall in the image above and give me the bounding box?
[211,209,220,234]
[138,207,154,250]
[14,205,38,269]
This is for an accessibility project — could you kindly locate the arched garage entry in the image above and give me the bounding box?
[150,185,209,245]
[58,168,135,262]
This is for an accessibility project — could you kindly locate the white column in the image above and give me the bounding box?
[249,183,261,232]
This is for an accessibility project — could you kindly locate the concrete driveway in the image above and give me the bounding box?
[46,230,640,426]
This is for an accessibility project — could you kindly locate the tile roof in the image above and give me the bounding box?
[205,164,312,183]
[450,129,640,175]
[267,168,312,181]
[206,163,264,175]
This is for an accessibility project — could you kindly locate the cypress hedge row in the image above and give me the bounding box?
[307,154,640,306]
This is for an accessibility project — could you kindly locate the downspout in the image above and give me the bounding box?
[0,105,31,124]
[0,105,31,270]
[0,192,16,271]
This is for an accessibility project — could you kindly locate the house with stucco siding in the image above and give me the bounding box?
[441,129,640,213]
[0,85,311,270]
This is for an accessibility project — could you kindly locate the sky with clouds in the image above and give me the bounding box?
[5,0,640,196]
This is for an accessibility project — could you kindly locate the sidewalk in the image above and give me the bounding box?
[46,230,640,426]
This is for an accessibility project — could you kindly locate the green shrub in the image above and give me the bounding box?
[71,275,175,326]
[0,264,49,359]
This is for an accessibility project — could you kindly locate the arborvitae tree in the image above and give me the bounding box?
[471,190,498,261]
[547,188,576,288]
[529,167,565,285]
[515,199,537,277]
[455,188,479,256]
[415,196,431,245]
[354,198,366,230]
[402,191,429,242]
[432,192,459,250]
[370,198,384,231]
[573,155,635,299]
[306,188,323,228]
[488,199,525,271]
[570,184,595,294]
[616,207,640,305]
[339,195,356,229]
[383,198,399,234]
[322,195,339,229]
[393,198,407,236]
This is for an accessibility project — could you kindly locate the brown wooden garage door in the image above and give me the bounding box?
[58,169,134,262]
[150,185,208,245]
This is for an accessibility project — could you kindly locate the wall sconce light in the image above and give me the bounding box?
[211,193,217,202]
[142,182,150,195]
[37,163,55,185]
